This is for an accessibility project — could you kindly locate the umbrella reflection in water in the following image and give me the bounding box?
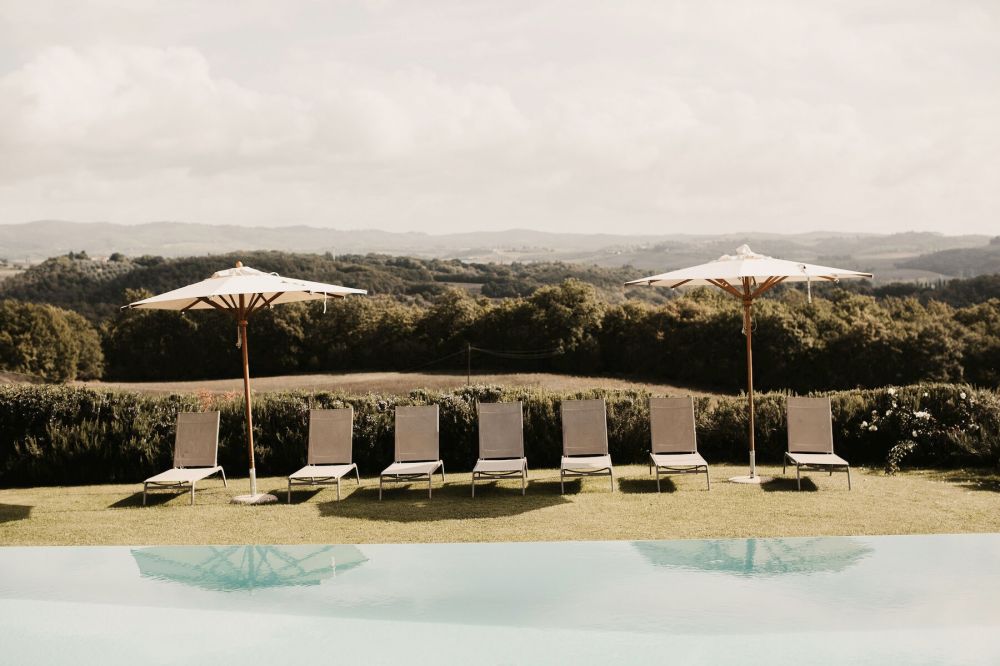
[131,544,368,592]
[634,537,871,577]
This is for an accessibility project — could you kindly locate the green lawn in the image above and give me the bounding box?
[1,465,998,546]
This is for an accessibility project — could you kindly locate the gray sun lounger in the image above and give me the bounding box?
[560,398,614,493]
[648,396,710,491]
[472,401,528,497]
[143,411,227,506]
[380,405,445,500]
[287,408,360,502]
[784,396,851,490]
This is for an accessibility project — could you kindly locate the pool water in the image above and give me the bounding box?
[1,534,998,665]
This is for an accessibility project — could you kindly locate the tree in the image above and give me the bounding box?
[0,300,105,381]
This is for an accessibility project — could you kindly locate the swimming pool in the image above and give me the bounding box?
[1,534,998,665]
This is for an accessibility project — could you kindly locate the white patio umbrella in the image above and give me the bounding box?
[126,262,366,503]
[626,245,871,483]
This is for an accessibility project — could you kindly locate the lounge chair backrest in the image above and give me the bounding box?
[650,396,697,454]
[787,396,834,454]
[561,399,608,457]
[395,405,440,462]
[478,401,524,459]
[173,411,220,468]
[308,407,354,464]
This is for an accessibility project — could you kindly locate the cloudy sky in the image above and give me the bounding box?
[0,0,997,235]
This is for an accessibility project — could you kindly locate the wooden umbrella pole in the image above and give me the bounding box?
[743,279,756,479]
[238,296,258,496]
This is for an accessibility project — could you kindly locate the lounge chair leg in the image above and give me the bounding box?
[190,482,195,506]
[143,483,148,506]
[471,474,476,498]
[705,467,711,491]
[796,465,801,491]
[610,469,615,493]
[355,466,361,485]
[440,462,446,483]
[521,470,526,496]
[428,474,432,499]
[287,480,292,504]
[337,477,341,501]
[560,469,565,494]
[656,468,661,493]
[379,476,383,501]
[782,455,786,475]
[847,466,852,491]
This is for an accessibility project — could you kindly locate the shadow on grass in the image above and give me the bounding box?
[761,477,819,492]
[109,491,182,508]
[932,470,1000,493]
[618,477,677,493]
[0,503,32,523]
[318,481,573,522]
[530,479,582,495]
[269,488,324,504]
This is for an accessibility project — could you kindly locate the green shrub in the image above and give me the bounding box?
[0,383,996,487]
[0,300,105,381]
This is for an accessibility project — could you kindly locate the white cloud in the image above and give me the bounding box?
[0,0,998,234]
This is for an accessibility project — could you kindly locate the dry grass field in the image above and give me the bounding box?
[2,465,998,546]
[81,371,722,396]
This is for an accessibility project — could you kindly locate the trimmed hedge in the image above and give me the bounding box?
[0,383,997,487]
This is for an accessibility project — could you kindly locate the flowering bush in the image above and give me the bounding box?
[844,384,996,473]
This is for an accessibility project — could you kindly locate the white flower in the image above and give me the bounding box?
[923,392,929,397]
[887,387,897,396]
[914,411,930,420]
[886,409,893,416]
[868,425,878,432]
[860,420,868,428]
[892,402,898,408]
[912,430,918,438]
[960,392,967,400]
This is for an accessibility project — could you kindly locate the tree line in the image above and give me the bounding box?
[0,251,660,321]
[1,251,999,390]
[5,250,1000,323]
[97,281,999,390]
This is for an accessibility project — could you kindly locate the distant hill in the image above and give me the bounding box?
[898,238,1000,278]
[0,221,991,282]
[0,251,658,321]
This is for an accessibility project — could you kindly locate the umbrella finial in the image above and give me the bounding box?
[235,260,243,268]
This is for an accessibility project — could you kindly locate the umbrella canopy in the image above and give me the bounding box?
[132,545,368,591]
[127,264,365,311]
[125,262,366,502]
[625,244,871,290]
[626,245,871,482]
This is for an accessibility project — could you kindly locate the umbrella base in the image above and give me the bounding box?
[230,493,279,505]
[728,475,773,484]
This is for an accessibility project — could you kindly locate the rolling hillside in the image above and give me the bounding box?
[1,221,993,282]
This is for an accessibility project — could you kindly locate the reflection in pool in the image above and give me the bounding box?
[2,534,998,665]
[634,537,872,576]
[131,545,367,591]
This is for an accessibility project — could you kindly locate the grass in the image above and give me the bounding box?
[79,371,722,396]
[2,465,999,546]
